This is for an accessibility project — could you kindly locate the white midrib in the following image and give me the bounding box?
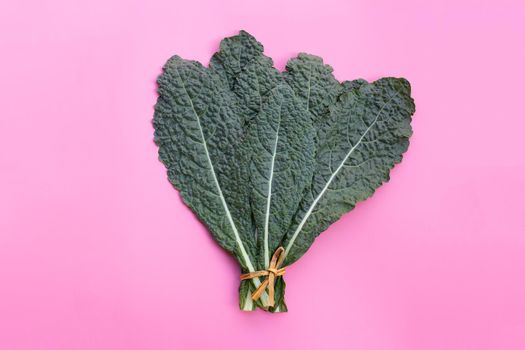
[285,96,395,255]
[197,121,255,272]
[263,103,282,267]
[175,69,265,293]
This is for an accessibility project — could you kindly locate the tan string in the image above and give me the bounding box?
[240,247,286,307]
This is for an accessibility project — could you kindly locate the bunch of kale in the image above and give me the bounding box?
[153,31,415,312]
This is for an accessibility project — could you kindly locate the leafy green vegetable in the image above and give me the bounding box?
[284,53,343,126]
[154,57,256,270]
[153,31,415,312]
[243,84,315,270]
[283,78,415,265]
[210,30,282,128]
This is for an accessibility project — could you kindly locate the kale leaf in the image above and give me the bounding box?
[153,31,415,312]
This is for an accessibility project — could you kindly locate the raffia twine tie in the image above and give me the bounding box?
[240,247,286,307]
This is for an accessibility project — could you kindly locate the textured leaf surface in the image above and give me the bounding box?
[153,56,257,271]
[210,31,282,127]
[209,30,266,88]
[153,31,416,312]
[284,54,343,126]
[282,78,415,264]
[242,84,315,269]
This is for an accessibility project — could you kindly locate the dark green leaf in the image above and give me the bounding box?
[242,84,315,270]
[210,31,282,127]
[284,53,343,126]
[153,31,416,312]
[282,78,415,264]
[153,56,257,272]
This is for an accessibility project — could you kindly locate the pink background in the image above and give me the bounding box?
[1,1,524,349]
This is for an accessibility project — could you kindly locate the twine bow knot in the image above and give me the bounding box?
[240,247,286,307]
